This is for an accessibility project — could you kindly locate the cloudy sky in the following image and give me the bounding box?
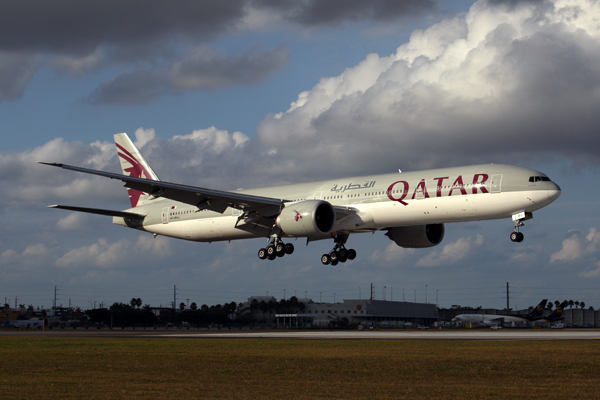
[2,0,600,312]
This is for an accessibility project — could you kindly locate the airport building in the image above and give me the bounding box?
[238,296,438,327]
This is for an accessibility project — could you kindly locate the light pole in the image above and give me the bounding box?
[426,285,428,304]
[320,292,322,303]
[283,289,286,301]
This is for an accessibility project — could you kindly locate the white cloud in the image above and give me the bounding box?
[133,127,156,149]
[22,244,48,256]
[54,234,171,269]
[550,228,600,262]
[56,213,87,230]
[579,262,600,278]
[369,242,415,263]
[256,0,600,176]
[416,234,484,267]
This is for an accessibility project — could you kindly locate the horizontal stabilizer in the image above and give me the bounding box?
[48,205,146,220]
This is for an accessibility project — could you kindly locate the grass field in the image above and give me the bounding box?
[1,336,600,399]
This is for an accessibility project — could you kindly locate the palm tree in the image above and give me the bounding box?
[554,300,560,308]
[568,300,574,309]
[575,301,580,308]
[190,302,198,311]
[580,301,585,309]
[546,302,553,310]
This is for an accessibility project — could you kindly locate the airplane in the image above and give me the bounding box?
[452,299,549,326]
[538,300,568,323]
[40,133,561,264]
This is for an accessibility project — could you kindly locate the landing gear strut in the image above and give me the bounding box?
[321,235,356,265]
[510,212,532,243]
[258,238,294,260]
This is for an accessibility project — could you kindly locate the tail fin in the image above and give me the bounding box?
[527,299,547,319]
[114,133,160,208]
[546,300,568,321]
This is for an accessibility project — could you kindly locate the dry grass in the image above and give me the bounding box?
[1,336,600,399]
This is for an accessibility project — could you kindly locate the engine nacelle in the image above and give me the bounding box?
[276,200,335,237]
[386,224,445,248]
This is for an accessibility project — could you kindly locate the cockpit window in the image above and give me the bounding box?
[529,176,551,182]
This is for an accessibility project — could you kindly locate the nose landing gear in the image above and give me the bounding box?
[510,212,532,243]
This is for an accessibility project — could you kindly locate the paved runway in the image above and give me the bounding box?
[3,329,600,340]
[161,329,600,341]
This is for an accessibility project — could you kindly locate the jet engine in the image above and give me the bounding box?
[276,200,335,237]
[385,224,445,248]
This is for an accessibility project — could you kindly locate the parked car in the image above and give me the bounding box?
[417,325,429,330]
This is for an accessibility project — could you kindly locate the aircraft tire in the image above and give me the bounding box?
[268,253,277,260]
[258,248,268,260]
[321,254,330,265]
[331,259,339,266]
[339,253,348,263]
[285,243,295,255]
[510,232,519,242]
[330,251,339,263]
[267,244,276,256]
[517,232,524,242]
[338,248,347,259]
[347,249,357,260]
[276,243,286,257]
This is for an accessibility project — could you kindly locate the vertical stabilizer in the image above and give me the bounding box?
[114,133,160,208]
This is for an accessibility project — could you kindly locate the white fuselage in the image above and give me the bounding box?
[114,164,561,243]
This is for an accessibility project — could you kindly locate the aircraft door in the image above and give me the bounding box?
[491,174,503,193]
[161,207,170,224]
[312,191,322,200]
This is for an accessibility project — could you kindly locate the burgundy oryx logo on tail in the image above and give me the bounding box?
[116,143,154,207]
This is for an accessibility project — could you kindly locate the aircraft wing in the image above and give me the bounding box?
[47,205,146,219]
[40,162,286,215]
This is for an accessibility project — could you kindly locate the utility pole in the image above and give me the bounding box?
[506,282,509,312]
[173,285,177,311]
[370,283,374,300]
[54,286,58,313]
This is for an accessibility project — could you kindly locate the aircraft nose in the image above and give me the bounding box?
[547,182,561,203]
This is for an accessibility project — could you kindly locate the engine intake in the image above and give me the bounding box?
[276,200,335,237]
[386,224,445,248]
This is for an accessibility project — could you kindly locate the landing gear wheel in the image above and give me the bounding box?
[347,249,357,260]
[267,253,277,260]
[330,251,339,264]
[339,253,348,263]
[276,243,286,257]
[338,248,347,259]
[321,254,331,265]
[510,232,524,242]
[258,248,268,260]
[267,245,276,257]
[285,243,295,255]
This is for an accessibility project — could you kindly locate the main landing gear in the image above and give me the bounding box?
[321,235,356,265]
[510,212,532,243]
[258,239,294,260]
